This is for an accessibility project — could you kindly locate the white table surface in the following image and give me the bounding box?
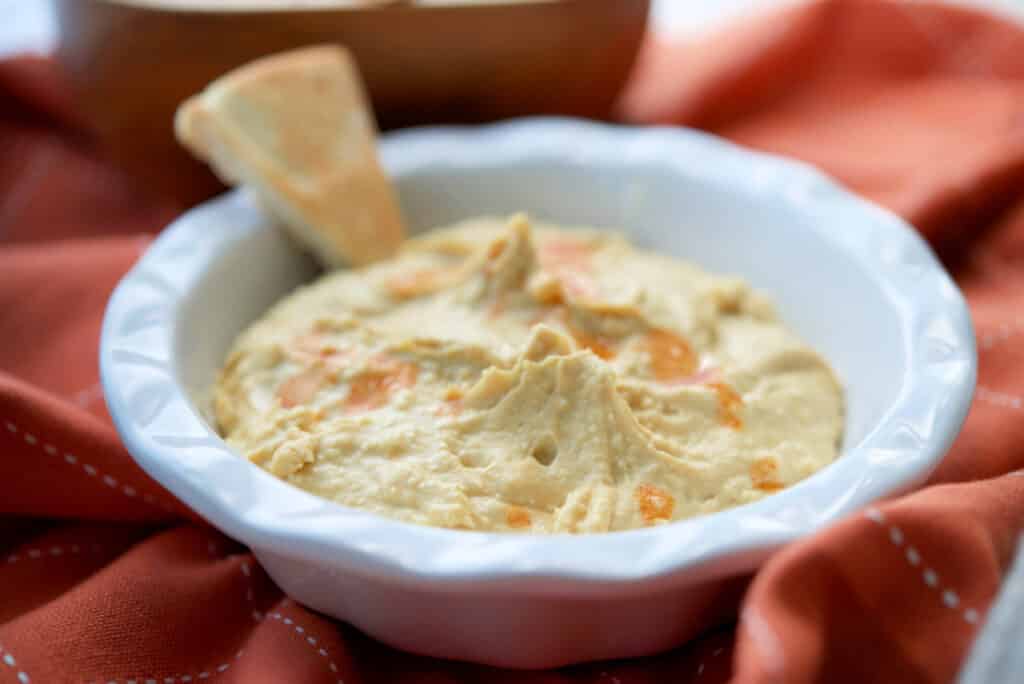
[1,0,1022,680]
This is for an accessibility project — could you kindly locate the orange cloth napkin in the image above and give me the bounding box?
[2,1,1024,682]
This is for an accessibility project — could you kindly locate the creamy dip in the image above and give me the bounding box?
[214,215,843,533]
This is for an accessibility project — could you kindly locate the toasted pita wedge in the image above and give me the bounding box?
[175,45,405,268]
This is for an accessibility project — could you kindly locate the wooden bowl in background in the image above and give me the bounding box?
[55,0,650,205]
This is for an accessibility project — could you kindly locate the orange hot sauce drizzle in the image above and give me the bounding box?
[278,330,361,407]
[539,238,592,267]
[646,329,698,382]
[635,483,675,523]
[277,367,328,408]
[646,328,742,429]
[436,387,465,417]
[555,307,617,360]
[344,358,419,413]
[539,239,599,300]
[505,505,532,529]
[749,457,785,492]
[569,327,617,360]
[709,381,744,430]
[286,332,353,368]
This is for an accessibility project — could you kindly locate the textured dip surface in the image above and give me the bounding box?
[213,215,844,533]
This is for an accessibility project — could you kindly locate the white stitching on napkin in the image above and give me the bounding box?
[975,387,1023,411]
[239,558,260,622]
[0,643,31,683]
[690,644,727,680]
[866,507,981,625]
[205,540,262,623]
[266,611,345,684]
[2,419,175,512]
[6,544,100,565]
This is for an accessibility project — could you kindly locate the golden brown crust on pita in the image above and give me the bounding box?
[175,45,406,268]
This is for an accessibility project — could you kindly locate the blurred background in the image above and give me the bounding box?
[4,0,1022,205]
[4,0,1024,56]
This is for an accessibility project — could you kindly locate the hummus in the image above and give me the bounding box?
[214,215,844,533]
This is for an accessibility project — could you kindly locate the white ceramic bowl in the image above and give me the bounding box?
[101,118,976,668]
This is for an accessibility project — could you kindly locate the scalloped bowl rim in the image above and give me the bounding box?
[101,118,976,595]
